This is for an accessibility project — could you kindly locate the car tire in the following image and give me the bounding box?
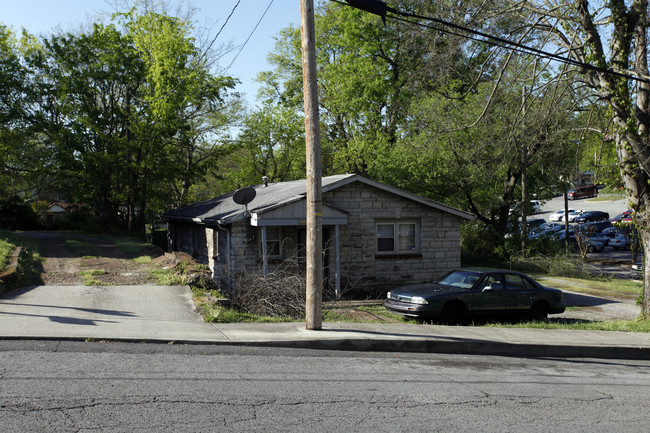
[439,303,464,325]
[530,301,549,321]
[587,245,596,253]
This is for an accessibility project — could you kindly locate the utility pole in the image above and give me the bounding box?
[300,0,323,330]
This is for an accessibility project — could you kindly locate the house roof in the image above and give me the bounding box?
[163,174,474,225]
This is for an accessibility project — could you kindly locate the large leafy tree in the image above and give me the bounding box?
[484,0,650,315]
[5,8,239,235]
[258,1,579,240]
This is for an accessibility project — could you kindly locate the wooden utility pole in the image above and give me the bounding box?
[300,0,323,330]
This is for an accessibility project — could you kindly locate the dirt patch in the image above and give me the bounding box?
[28,233,177,286]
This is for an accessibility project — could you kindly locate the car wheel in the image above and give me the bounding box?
[530,301,549,321]
[587,245,596,253]
[439,303,464,325]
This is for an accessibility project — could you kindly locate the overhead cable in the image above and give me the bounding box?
[337,0,648,83]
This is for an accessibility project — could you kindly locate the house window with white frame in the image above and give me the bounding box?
[376,220,419,254]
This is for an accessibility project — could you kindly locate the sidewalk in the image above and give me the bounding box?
[1,285,649,360]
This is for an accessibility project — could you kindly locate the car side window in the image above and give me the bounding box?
[477,274,505,291]
[505,274,527,290]
[521,277,538,290]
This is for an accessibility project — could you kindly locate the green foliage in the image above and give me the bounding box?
[64,239,100,256]
[80,269,108,286]
[0,236,14,274]
[0,195,40,230]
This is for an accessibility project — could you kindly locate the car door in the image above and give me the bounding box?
[470,273,509,313]
[503,273,537,312]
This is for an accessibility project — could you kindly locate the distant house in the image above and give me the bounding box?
[163,174,474,297]
[45,202,70,226]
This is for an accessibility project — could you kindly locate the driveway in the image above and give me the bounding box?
[0,232,220,341]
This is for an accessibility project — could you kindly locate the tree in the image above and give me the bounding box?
[258,1,580,246]
[489,0,650,315]
[8,7,240,235]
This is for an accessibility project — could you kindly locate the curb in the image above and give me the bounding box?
[1,334,648,360]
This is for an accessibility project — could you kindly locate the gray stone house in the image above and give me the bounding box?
[163,174,474,297]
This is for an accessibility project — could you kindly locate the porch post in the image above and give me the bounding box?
[335,224,341,300]
[261,226,269,275]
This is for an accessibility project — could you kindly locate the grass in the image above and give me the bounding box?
[106,236,159,256]
[65,239,100,256]
[534,275,641,299]
[80,269,108,286]
[191,286,294,323]
[0,237,14,274]
[485,318,650,332]
[148,268,187,285]
[0,230,43,291]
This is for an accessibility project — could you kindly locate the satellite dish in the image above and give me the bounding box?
[233,187,256,205]
[233,187,256,218]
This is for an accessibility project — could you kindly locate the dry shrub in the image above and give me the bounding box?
[229,260,307,319]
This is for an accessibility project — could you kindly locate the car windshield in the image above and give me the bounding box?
[437,270,482,289]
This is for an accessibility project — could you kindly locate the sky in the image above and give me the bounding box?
[0,0,302,106]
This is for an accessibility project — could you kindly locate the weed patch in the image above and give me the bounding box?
[81,269,108,286]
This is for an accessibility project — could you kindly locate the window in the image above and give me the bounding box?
[376,221,419,254]
[263,226,281,258]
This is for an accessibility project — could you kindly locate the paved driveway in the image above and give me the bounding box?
[0,232,222,341]
[0,284,222,341]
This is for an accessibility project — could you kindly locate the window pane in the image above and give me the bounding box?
[377,224,394,238]
[505,274,526,290]
[377,224,395,252]
[398,223,416,251]
[377,238,394,252]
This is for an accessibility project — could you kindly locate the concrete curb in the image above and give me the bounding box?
[1,334,648,360]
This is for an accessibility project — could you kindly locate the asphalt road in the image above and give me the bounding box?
[1,341,649,432]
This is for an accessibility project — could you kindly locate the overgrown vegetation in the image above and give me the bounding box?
[80,269,108,286]
[0,230,42,293]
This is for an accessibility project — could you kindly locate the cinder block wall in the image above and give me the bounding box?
[324,182,462,294]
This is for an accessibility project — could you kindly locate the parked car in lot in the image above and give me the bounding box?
[384,269,566,324]
[601,226,623,238]
[566,209,585,222]
[574,211,610,223]
[567,185,598,199]
[529,222,565,238]
[509,200,543,215]
[610,210,634,224]
[581,220,613,233]
[610,236,629,250]
[549,209,576,222]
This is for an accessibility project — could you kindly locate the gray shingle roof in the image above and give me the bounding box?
[163,174,474,224]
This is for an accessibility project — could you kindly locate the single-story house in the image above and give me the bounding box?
[163,174,474,297]
[45,202,70,226]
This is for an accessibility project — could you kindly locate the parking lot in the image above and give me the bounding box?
[529,192,641,277]
[537,193,629,222]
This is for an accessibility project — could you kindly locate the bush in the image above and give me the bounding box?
[461,221,503,263]
[229,265,307,319]
[0,195,40,230]
[53,209,101,232]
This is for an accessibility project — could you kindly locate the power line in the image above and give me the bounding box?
[336,0,649,84]
[225,0,275,73]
